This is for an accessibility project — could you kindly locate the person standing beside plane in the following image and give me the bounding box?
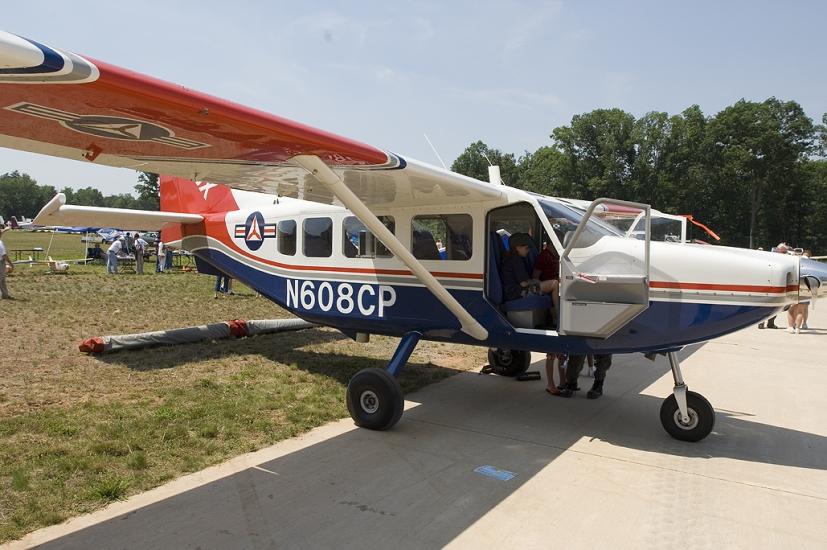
[0,226,14,299]
[107,236,124,275]
[787,249,813,334]
[534,239,566,391]
[555,354,612,399]
[133,233,147,275]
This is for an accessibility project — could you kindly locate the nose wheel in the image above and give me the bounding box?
[660,352,715,441]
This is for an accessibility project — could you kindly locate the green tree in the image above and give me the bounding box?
[135,172,160,210]
[550,108,637,200]
[0,171,43,219]
[103,194,140,209]
[798,159,827,253]
[709,98,817,248]
[71,186,107,207]
[516,147,569,196]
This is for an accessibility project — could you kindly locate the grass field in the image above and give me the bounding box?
[0,231,486,542]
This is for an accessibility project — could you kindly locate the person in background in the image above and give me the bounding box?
[124,232,134,255]
[214,273,230,298]
[0,226,14,299]
[107,236,124,275]
[788,249,813,333]
[133,233,148,275]
[156,240,166,273]
[758,243,789,329]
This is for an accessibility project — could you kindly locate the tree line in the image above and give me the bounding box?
[452,98,827,251]
[0,172,159,221]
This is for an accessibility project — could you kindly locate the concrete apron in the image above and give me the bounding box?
[7,308,827,549]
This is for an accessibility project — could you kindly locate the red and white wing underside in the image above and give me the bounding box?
[0,31,503,209]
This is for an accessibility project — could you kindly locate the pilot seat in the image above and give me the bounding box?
[486,232,552,329]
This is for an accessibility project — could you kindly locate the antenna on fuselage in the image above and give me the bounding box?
[480,152,503,185]
[423,133,447,170]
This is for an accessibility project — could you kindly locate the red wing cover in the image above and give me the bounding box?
[0,31,502,208]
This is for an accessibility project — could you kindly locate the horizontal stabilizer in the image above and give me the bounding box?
[34,193,203,230]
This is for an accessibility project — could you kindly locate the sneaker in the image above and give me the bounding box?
[787,327,795,334]
[758,322,765,329]
[766,322,778,329]
[795,328,800,334]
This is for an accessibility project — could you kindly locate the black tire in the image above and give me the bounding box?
[346,368,404,431]
[659,391,715,442]
[487,348,531,377]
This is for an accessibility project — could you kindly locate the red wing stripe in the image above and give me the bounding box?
[651,281,797,294]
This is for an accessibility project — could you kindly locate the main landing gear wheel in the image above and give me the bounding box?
[659,391,715,442]
[660,351,715,442]
[487,348,531,377]
[346,368,404,431]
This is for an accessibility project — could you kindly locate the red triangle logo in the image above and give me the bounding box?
[247,218,263,241]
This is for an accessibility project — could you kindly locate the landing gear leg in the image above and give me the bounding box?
[659,352,715,442]
[346,332,421,431]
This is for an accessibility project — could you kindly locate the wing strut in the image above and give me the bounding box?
[293,155,488,341]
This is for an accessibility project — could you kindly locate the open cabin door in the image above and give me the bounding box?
[558,199,652,338]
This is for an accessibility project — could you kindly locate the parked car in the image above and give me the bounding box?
[141,231,160,245]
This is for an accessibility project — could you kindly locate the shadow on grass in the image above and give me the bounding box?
[96,328,349,371]
[94,328,459,393]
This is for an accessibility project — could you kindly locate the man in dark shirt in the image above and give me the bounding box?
[501,233,559,309]
[501,242,532,301]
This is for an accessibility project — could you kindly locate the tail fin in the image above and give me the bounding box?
[160,176,240,214]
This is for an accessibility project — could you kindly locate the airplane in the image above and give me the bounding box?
[20,255,75,273]
[0,31,821,443]
[560,199,721,244]
[6,215,34,230]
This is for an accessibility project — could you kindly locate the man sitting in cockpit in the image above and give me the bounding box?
[501,232,559,313]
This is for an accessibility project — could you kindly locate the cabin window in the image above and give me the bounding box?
[278,220,296,256]
[303,217,333,258]
[343,216,395,258]
[411,214,473,261]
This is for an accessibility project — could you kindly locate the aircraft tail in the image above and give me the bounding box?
[160,176,240,214]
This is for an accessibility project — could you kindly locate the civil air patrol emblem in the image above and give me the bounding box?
[235,212,276,251]
[4,102,209,150]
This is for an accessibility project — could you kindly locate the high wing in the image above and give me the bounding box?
[0,31,503,208]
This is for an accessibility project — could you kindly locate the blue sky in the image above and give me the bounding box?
[2,0,825,195]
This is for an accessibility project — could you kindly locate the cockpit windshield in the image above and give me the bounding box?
[536,197,621,247]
